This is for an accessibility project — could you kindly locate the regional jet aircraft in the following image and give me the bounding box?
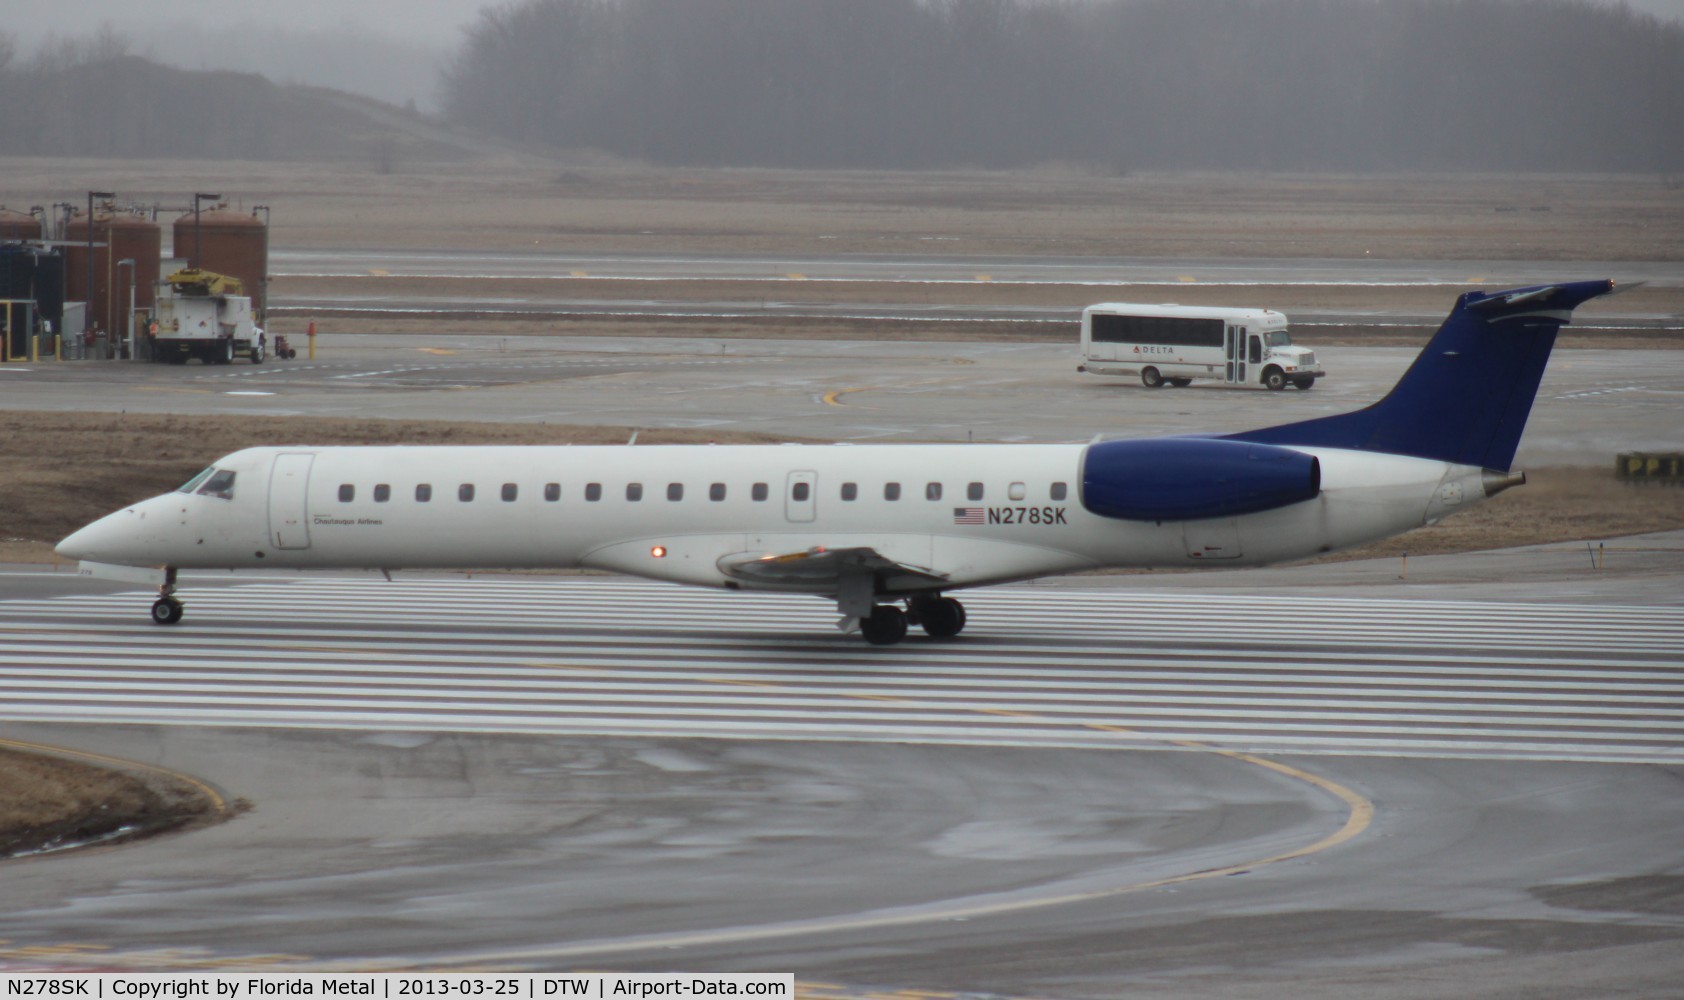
[58,280,1615,644]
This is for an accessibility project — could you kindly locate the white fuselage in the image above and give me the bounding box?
[59,443,1485,595]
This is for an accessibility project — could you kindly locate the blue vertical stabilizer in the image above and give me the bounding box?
[1226,280,1615,471]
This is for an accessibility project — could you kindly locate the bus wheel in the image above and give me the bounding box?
[1168,377,1193,388]
[1293,377,1315,390]
[1141,367,1164,388]
[1264,367,1287,391]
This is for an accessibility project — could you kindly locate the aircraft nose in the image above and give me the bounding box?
[56,506,154,565]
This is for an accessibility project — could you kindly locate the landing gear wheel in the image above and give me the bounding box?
[151,596,184,625]
[860,604,908,645]
[913,597,967,639]
[1264,368,1287,391]
[1140,367,1164,388]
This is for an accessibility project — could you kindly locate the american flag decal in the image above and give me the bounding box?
[953,507,986,525]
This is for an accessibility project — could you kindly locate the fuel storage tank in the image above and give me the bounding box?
[0,207,43,241]
[65,210,162,336]
[173,207,267,320]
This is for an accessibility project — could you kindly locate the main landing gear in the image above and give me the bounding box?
[151,567,184,625]
[857,596,968,646]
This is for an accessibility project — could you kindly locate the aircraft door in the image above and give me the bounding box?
[269,452,315,549]
[785,470,818,523]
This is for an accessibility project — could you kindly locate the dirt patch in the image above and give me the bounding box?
[9,160,1681,262]
[0,746,231,860]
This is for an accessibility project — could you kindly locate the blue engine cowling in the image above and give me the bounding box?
[1081,437,1321,522]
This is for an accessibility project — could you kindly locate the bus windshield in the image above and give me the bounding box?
[1265,331,1294,348]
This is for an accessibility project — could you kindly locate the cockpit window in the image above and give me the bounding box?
[196,469,237,500]
[177,467,216,494]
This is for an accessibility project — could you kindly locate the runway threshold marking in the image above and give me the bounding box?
[0,736,231,819]
[415,653,1377,968]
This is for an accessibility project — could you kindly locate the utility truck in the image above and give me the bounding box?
[1078,303,1323,390]
[152,268,264,365]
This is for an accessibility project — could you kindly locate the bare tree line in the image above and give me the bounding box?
[441,0,1684,172]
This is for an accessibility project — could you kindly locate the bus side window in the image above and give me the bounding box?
[1249,335,1262,365]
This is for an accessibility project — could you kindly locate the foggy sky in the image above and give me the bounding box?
[9,0,1684,113]
[7,0,486,46]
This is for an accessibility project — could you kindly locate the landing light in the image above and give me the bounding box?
[651,545,667,558]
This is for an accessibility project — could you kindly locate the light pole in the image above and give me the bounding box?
[117,258,135,360]
[86,190,114,350]
[192,192,221,270]
[253,204,270,325]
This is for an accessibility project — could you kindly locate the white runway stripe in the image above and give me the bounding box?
[2,578,1679,764]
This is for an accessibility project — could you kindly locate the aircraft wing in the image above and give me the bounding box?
[718,546,948,591]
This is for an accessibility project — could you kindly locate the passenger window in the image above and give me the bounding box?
[709,483,726,501]
[1009,482,1026,501]
[667,483,684,501]
[196,469,237,499]
[884,482,901,501]
[967,482,984,501]
[501,483,518,502]
[752,483,769,502]
[626,483,644,501]
[415,484,432,502]
[374,484,391,503]
[925,482,943,501]
[792,482,811,502]
[585,483,602,502]
[1050,482,1068,501]
[338,484,355,503]
[545,483,561,502]
[459,484,475,502]
[841,482,857,501]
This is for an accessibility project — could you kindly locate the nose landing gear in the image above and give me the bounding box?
[151,567,183,625]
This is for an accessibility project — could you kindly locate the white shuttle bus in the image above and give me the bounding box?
[1077,303,1323,390]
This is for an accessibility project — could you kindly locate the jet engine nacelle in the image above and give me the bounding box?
[1080,437,1321,522]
